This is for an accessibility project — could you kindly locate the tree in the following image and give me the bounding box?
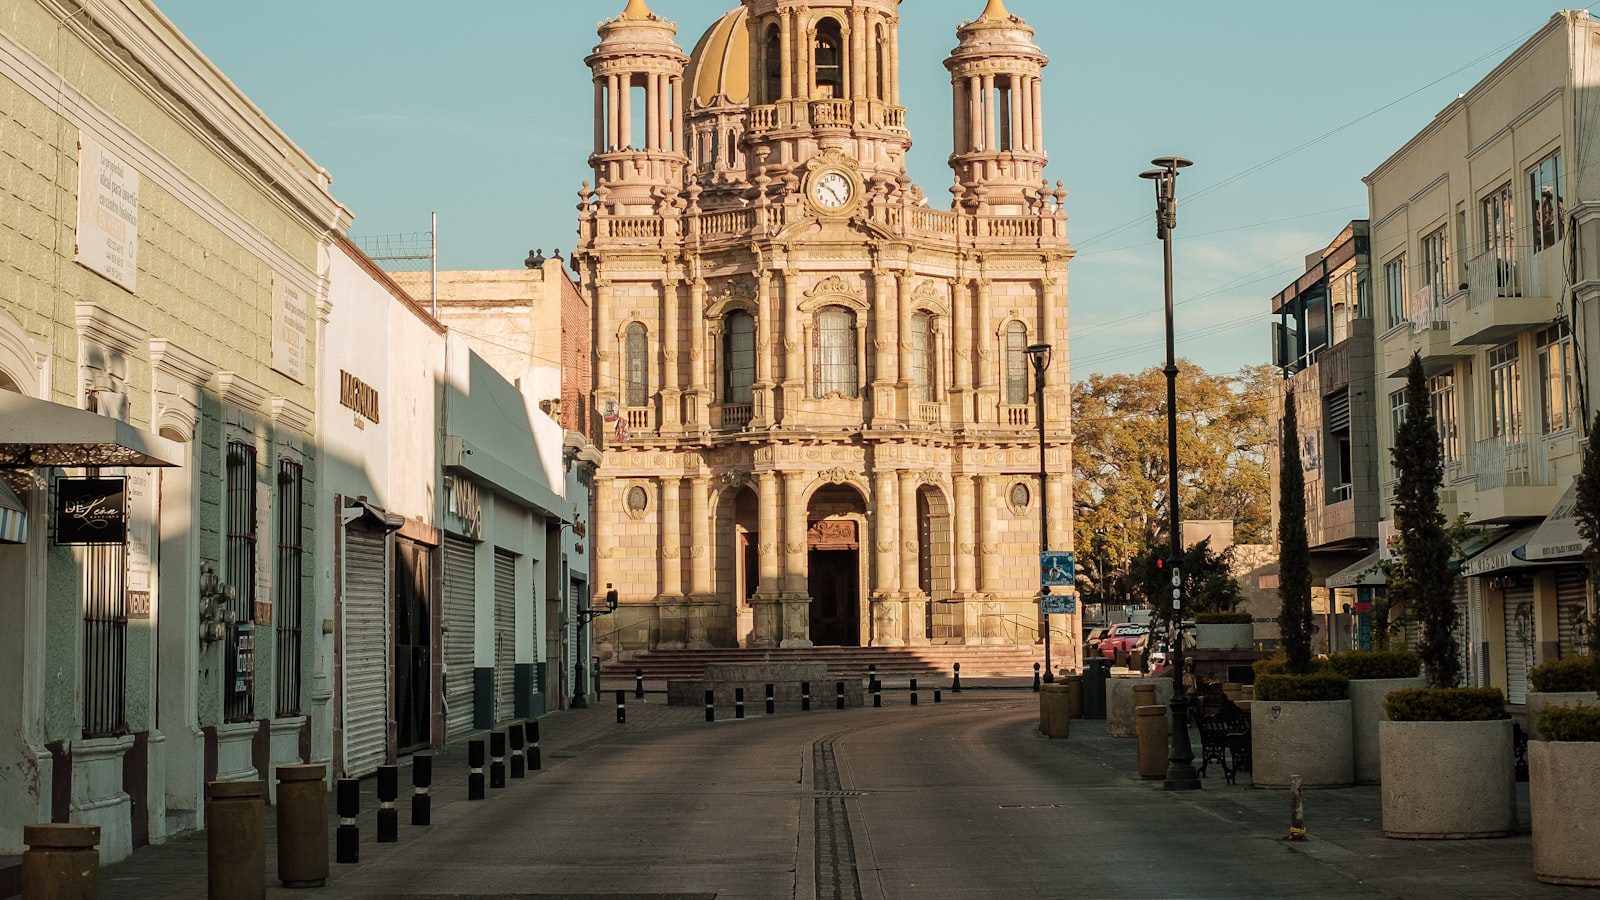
[1572,412,1600,684]
[1390,352,1459,688]
[1276,387,1313,674]
[1132,538,1242,627]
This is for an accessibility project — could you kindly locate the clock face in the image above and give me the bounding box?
[812,171,853,210]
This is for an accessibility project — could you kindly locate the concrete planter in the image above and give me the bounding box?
[1347,676,1425,784]
[1526,692,1600,741]
[1530,740,1600,885]
[1251,699,1353,788]
[1106,677,1172,738]
[1379,719,1515,839]
[1196,623,1253,650]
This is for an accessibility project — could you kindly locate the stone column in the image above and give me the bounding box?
[594,79,605,155]
[977,475,1003,644]
[951,278,971,426]
[888,22,900,104]
[688,278,707,432]
[954,475,980,644]
[899,470,928,645]
[895,272,913,396]
[607,74,620,150]
[753,471,781,647]
[1008,77,1022,152]
[646,72,661,151]
[849,8,866,103]
[661,278,681,431]
[871,468,902,646]
[594,279,616,435]
[780,472,812,648]
[659,477,683,599]
[592,476,614,602]
[781,269,803,423]
[981,74,997,153]
[687,475,714,648]
[619,73,633,150]
[671,76,684,154]
[752,271,774,427]
[1032,76,1045,154]
[967,76,982,152]
[779,10,793,101]
[1018,76,1033,152]
[872,267,898,423]
[974,278,995,423]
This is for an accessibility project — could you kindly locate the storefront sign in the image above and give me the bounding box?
[126,470,153,618]
[254,482,272,625]
[339,371,381,425]
[54,477,128,545]
[272,278,309,384]
[232,622,255,700]
[75,134,140,292]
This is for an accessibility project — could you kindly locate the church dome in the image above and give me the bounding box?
[685,7,749,109]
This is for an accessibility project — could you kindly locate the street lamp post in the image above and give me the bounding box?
[570,584,619,709]
[1140,156,1202,792]
[1025,342,1054,683]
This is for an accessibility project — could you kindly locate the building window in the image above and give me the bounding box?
[875,24,889,100]
[722,311,755,405]
[1421,225,1450,308]
[814,18,844,99]
[1529,150,1564,253]
[1482,182,1517,291]
[1431,373,1460,464]
[812,306,859,398]
[1537,322,1574,434]
[1388,389,1407,479]
[1330,268,1362,345]
[275,460,304,717]
[225,440,257,723]
[1488,341,1523,441]
[1384,256,1406,329]
[1004,321,1028,404]
[82,540,128,737]
[1007,481,1032,514]
[764,25,781,103]
[909,312,935,402]
[624,323,649,408]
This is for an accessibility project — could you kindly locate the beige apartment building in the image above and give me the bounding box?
[1364,10,1597,706]
[573,0,1076,660]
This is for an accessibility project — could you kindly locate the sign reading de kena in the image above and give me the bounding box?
[55,477,128,545]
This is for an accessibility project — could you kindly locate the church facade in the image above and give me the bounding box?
[574,0,1076,659]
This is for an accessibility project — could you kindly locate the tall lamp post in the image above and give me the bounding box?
[1025,342,1054,683]
[1140,156,1202,791]
[569,584,618,709]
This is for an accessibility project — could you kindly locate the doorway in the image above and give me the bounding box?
[393,537,432,753]
[808,548,859,646]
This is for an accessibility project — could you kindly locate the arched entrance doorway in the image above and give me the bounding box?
[917,485,955,642]
[807,484,867,646]
[716,485,760,647]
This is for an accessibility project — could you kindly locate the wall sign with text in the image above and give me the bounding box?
[54,476,128,545]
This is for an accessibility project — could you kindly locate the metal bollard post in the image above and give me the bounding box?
[934,689,942,703]
[376,765,399,843]
[836,681,846,709]
[705,688,716,722]
[635,667,645,700]
[735,687,746,719]
[616,690,627,724]
[490,731,507,789]
[412,754,432,826]
[22,824,100,898]
[207,780,265,897]
[276,764,329,887]
[910,677,919,706]
[766,683,775,715]
[509,723,526,779]
[526,720,542,772]
[336,777,360,863]
[872,679,882,707]
[1033,662,1042,692]
[802,681,811,711]
[952,662,962,693]
[1289,776,1307,840]
[868,663,877,687]
[467,739,486,800]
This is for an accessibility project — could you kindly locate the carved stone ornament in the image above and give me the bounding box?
[818,467,866,489]
[597,547,616,559]
[719,469,750,489]
[808,520,859,549]
[959,543,975,556]
[916,469,948,489]
[691,547,706,559]
[662,547,680,559]
[759,542,775,556]
[874,540,895,553]
[806,274,857,300]
[783,541,807,555]
[902,540,918,554]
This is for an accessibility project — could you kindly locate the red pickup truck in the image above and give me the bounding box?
[1097,623,1150,661]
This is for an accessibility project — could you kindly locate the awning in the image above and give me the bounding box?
[0,477,25,544]
[1326,551,1384,588]
[1526,480,1584,562]
[1461,525,1543,577]
[0,392,183,468]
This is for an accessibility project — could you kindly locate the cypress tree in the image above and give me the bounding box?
[1277,387,1313,674]
[1391,352,1459,688]
[1572,412,1600,687]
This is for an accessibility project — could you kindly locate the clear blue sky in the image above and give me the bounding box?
[156,0,1585,378]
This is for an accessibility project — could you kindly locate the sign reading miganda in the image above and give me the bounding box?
[75,134,140,293]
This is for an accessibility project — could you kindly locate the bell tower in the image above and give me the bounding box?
[586,0,690,212]
[945,0,1049,214]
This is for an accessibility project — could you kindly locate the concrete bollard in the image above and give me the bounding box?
[1033,663,1042,692]
[934,689,942,704]
[836,681,846,709]
[412,754,432,826]
[635,667,645,700]
[1039,684,1072,738]
[802,681,812,711]
[526,720,541,772]
[336,777,360,864]
[868,663,877,685]
[615,690,626,724]
[22,823,100,899]
[952,662,962,693]
[490,731,507,789]
[1132,683,1157,713]
[467,739,486,800]
[1135,705,1169,779]
[766,683,776,715]
[705,688,716,722]
[207,779,265,898]
[1062,674,1084,719]
[871,679,882,707]
[735,687,745,719]
[910,678,919,706]
[508,723,526,779]
[276,762,326,883]
[376,765,398,843]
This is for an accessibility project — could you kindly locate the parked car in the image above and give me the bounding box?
[1083,626,1110,659]
[1097,623,1150,661]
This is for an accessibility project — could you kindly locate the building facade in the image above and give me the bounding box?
[575,0,1076,662]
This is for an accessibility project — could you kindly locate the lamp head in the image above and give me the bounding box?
[1024,342,1053,370]
[1151,156,1193,171]
[1139,169,1165,181]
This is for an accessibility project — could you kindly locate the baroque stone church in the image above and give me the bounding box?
[574,0,1075,658]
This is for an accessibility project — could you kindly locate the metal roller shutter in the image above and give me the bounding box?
[1502,583,1537,704]
[494,549,517,723]
[1454,580,1470,682]
[443,535,476,738]
[342,521,389,778]
[1556,567,1589,657]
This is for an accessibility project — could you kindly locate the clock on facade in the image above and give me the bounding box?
[811,171,854,211]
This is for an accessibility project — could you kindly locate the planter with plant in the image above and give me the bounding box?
[1378,355,1515,839]
[1195,611,1254,650]
[1530,705,1600,885]
[1525,655,1600,739]
[1328,649,1424,783]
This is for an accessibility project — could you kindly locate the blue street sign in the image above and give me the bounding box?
[1040,551,1075,587]
[1041,593,1076,615]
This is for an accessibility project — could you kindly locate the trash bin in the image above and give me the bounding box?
[1061,674,1084,719]
[1136,705,1169,779]
[1039,684,1071,738]
[1082,658,1111,719]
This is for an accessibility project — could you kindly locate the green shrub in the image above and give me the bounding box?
[1528,655,1600,694]
[1536,704,1600,741]
[1196,612,1252,625]
[1254,654,1331,677]
[1254,672,1349,702]
[1326,650,1422,680]
[1384,687,1506,722]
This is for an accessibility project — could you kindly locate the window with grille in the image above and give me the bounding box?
[1489,342,1523,441]
[722,311,754,404]
[1537,323,1574,433]
[1422,225,1450,307]
[1482,183,1517,290]
[624,323,649,408]
[225,440,257,722]
[1528,150,1563,253]
[275,460,304,717]
[82,539,128,737]
[812,306,858,398]
[1004,322,1028,404]
[1384,256,1406,329]
[1431,374,1460,463]
[909,312,935,402]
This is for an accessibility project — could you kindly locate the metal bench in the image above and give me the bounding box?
[1196,708,1251,785]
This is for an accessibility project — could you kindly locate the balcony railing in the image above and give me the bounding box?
[748,104,779,134]
[1001,404,1032,427]
[982,216,1041,239]
[1467,251,1519,309]
[715,402,752,432]
[697,208,756,237]
[910,207,961,236]
[879,106,907,131]
[810,99,852,128]
[916,402,943,426]
[1474,435,1552,490]
[623,407,652,433]
[600,217,663,240]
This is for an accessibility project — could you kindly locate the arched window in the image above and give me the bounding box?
[624,323,649,408]
[764,25,782,103]
[726,129,737,165]
[875,25,888,100]
[909,312,936,402]
[812,306,858,399]
[722,311,755,404]
[814,18,844,99]
[1004,321,1028,404]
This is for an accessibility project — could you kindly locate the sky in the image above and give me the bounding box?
[155,0,1590,380]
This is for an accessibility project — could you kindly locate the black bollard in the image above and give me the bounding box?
[910,678,919,706]
[508,723,525,779]
[872,678,882,708]
[952,662,962,693]
[765,683,775,715]
[526,720,542,772]
[735,687,746,719]
[705,688,716,722]
[635,668,645,700]
[868,663,877,687]
[490,731,507,789]
[836,680,846,710]
[1033,662,1042,693]
[376,765,398,843]
[934,689,942,704]
[616,690,626,724]
[467,740,485,801]
[336,778,359,864]
[802,681,811,711]
[411,754,432,826]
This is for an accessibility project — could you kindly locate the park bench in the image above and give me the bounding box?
[1195,703,1251,785]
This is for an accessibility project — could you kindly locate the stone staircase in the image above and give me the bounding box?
[601,645,1048,682]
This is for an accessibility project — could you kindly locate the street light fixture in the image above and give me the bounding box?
[1024,341,1055,683]
[1139,155,1202,792]
[570,583,619,709]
